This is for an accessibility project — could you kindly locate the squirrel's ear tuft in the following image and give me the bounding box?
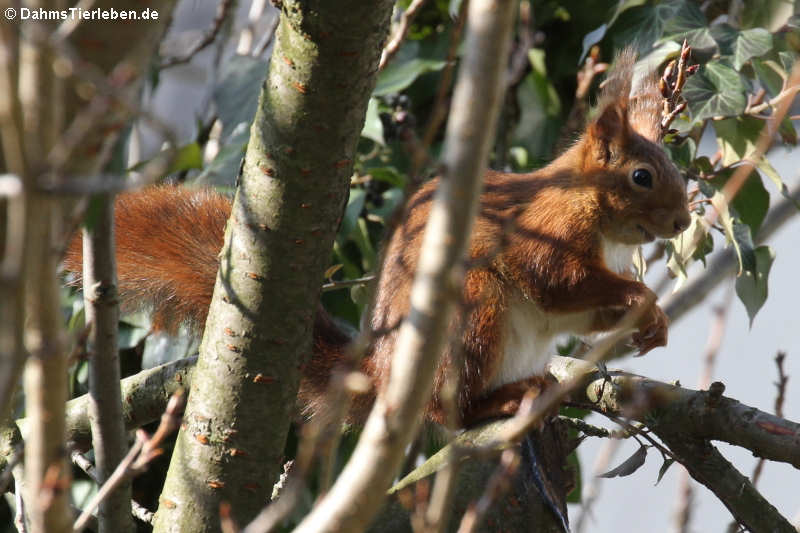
[585,49,635,159]
[586,47,665,155]
[628,73,663,142]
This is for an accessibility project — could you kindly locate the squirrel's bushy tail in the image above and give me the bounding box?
[64,186,230,332]
[63,186,361,418]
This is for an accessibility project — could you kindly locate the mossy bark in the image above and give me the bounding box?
[151,2,394,530]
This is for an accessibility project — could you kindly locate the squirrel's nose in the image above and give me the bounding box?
[673,210,691,233]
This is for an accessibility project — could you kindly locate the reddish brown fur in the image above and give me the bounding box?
[63,56,690,429]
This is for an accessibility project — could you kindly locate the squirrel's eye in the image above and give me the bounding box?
[631,168,653,189]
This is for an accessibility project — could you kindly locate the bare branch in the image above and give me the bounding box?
[379,0,429,71]
[73,390,185,532]
[160,0,235,68]
[750,351,790,487]
[82,195,132,531]
[548,356,797,531]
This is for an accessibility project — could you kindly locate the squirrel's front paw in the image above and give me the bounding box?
[632,303,668,355]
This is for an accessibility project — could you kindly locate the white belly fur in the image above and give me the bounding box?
[489,238,637,389]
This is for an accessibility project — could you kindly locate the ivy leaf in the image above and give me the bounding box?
[741,0,793,30]
[361,98,384,145]
[213,55,269,140]
[751,59,787,97]
[655,458,676,485]
[779,51,797,74]
[713,116,799,213]
[614,0,702,53]
[373,42,446,96]
[712,26,772,69]
[580,24,608,63]
[735,246,775,326]
[339,188,366,240]
[756,157,800,211]
[713,116,762,166]
[683,62,747,121]
[709,188,757,275]
[666,213,710,283]
[732,29,773,70]
[665,136,696,168]
[660,1,715,51]
[708,168,769,235]
[598,445,648,478]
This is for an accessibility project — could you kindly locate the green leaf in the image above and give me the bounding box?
[666,213,710,282]
[370,187,404,224]
[713,116,799,214]
[166,142,203,175]
[614,0,707,53]
[755,156,800,211]
[598,445,648,478]
[373,42,447,96]
[368,166,406,188]
[213,55,269,139]
[194,125,249,187]
[118,322,149,350]
[683,62,747,121]
[708,168,770,235]
[712,26,772,69]
[361,98,384,145]
[779,51,797,74]
[752,58,787,97]
[389,419,511,494]
[733,29,773,70]
[709,189,757,275]
[712,116,762,166]
[354,218,377,271]
[339,188,366,240]
[735,245,775,326]
[740,0,794,30]
[656,458,675,485]
[665,136,696,168]
[580,24,607,63]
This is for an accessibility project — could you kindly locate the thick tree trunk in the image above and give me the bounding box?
[151,2,394,530]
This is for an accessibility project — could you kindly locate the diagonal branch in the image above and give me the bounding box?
[547,356,797,532]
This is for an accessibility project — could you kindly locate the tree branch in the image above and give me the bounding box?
[547,356,797,532]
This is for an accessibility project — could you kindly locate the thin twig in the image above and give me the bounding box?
[750,351,789,488]
[321,275,375,292]
[14,476,26,533]
[412,0,469,180]
[160,0,235,68]
[70,450,154,525]
[379,0,429,71]
[72,390,185,532]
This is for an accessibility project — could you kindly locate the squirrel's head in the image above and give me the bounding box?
[581,50,691,245]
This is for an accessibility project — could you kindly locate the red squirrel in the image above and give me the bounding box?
[63,54,690,428]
